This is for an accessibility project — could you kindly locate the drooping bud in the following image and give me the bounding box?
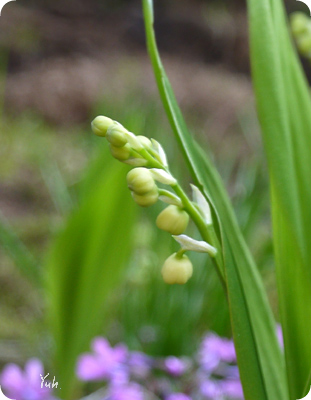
[109,143,131,161]
[297,34,311,56]
[161,253,193,285]
[131,185,159,207]
[91,116,114,137]
[156,205,189,235]
[106,124,128,147]
[127,168,155,195]
[291,12,310,36]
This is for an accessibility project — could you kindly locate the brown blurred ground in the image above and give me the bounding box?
[1,1,253,126]
[2,0,309,126]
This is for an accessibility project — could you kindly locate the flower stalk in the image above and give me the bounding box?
[92,115,225,285]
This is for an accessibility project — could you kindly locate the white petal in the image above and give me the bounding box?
[173,234,217,257]
[150,169,177,185]
[151,139,168,166]
[191,184,212,226]
[159,195,183,207]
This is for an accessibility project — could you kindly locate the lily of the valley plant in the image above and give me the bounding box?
[91,0,311,399]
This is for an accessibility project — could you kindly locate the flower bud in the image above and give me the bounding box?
[91,116,114,137]
[297,34,311,56]
[106,124,128,147]
[137,135,152,149]
[131,186,158,207]
[109,143,131,161]
[161,253,193,285]
[291,12,310,36]
[156,205,189,235]
[127,168,155,195]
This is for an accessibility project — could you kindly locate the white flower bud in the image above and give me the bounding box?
[156,205,189,235]
[91,116,114,137]
[161,253,193,285]
[109,143,131,161]
[106,124,128,147]
[131,185,159,207]
[137,136,152,149]
[127,168,155,195]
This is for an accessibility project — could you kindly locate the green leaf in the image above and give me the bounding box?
[46,150,136,399]
[142,1,288,399]
[247,0,311,397]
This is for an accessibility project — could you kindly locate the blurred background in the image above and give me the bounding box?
[0,0,310,398]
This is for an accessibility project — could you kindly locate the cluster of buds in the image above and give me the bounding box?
[291,12,311,59]
[92,116,219,285]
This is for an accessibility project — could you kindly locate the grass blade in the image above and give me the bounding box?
[247,0,311,397]
[46,151,136,399]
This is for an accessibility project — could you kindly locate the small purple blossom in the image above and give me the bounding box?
[128,352,152,379]
[164,356,188,377]
[200,380,223,399]
[109,366,130,387]
[198,334,236,373]
[0,359,56,400]
[76,337,127,381]
[221,379,244,399]
[166,394,192,400]
[107,382,144,400]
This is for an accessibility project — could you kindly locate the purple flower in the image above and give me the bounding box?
[128,352,152,379]
[164,357,188,377]
[200,380,223,399]
[107,382,144,400]
[221,379,244,399]
[109,366,129,387]
[0,359,56,400]
[198,334,236,372]
[76,337,127,381]
[166,394,192,400]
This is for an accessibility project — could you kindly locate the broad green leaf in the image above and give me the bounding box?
[142,1,288,399]
[46,150,136,399]
[247,0,311,397]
